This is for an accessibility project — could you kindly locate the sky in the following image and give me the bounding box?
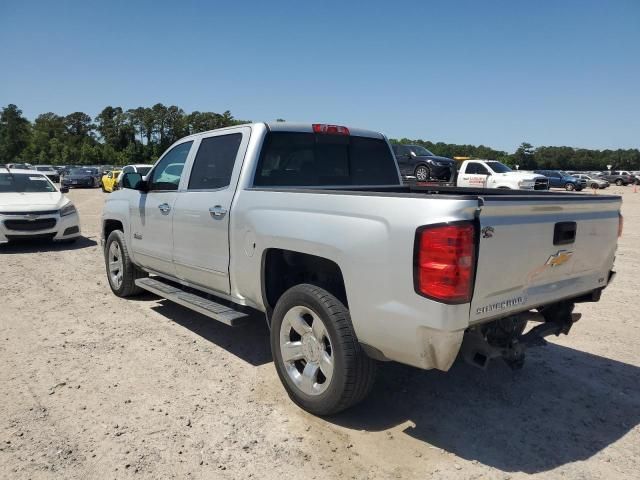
[1,0,638,153]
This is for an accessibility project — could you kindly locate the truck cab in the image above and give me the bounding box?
[457,160,549,190]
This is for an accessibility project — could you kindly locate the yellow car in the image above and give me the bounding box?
[101,170,122,193]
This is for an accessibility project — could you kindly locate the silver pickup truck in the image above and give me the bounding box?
[102,122,621,415]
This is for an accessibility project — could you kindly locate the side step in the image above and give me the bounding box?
[135,277,249,326]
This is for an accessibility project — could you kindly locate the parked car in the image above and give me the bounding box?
[597,171,632,186]
[612,170,639,185]
[457,160,549,190]
[113,164,153,191]
[101,170,122,193]
[33,165,61,183]
[102,122,620,416]
[572,173,609,189]
[5,163,33,170]
[0,168,80,244]
[391,144,456,182]
[61,167,101,188]
[534,170,587,191]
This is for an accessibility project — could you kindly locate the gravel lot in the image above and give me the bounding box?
[1,186,638,479]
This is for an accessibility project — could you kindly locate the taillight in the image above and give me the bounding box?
[312,124,350,135]
[414,222,476,304]
[618,213,623,238]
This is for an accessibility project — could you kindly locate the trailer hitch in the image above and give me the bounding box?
[461,302,580,370]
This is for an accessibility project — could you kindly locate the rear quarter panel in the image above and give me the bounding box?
[229,188,480,367]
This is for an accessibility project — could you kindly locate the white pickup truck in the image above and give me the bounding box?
[456,159,549,190]
[101,123,621,415]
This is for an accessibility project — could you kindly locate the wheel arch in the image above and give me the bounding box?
[261,248,348,326]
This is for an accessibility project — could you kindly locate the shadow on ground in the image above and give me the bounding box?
[142,298,639,474]
[0,236,97,253]
[330,345,640,474]
[151,300,271,366]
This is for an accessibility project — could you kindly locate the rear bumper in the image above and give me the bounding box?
[0,212,81,244]
[62,178,94,188]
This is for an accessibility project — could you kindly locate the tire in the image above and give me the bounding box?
[270,284,377,416]
[591,183,599,189]
[564,183,575,191]
[414,165,430,182]
[104,230,147,297]
[615,179,623,186]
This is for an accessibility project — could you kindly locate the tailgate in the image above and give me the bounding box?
[471,194,621,323]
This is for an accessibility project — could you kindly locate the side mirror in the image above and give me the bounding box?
[60,186,69,193]
[409,151,417,158]
[121,172,147,191]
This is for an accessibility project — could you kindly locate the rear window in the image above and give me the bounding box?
[253,132,399,187]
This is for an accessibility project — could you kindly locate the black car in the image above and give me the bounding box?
[391,144,456,181]
[61,167,101,188]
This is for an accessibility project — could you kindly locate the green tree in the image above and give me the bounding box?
[0,104,31,162]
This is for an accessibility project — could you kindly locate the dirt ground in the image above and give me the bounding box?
[1,185,638,480]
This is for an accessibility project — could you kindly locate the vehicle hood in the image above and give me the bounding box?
[0,192,68,212]
[415,155,456,165]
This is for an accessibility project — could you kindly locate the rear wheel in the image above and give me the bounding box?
[616,179,623,186]
[590,182,599,189]
[104,230,147,297]
[564,183,575,191]
[271,284,377,416]
[415,165,430,182]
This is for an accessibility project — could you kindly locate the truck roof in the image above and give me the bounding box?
[180,122,386,141]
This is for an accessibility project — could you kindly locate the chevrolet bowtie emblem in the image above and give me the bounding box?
[546,250,573,267]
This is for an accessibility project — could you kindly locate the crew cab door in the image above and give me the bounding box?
[471,195,621,324]
[172,127,250,294]
[130,141,194,275]
[457,161,491,188]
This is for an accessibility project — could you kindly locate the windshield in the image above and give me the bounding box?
[485,161,512,173]
[409,146,435,156]
[0,173,56,193]
[137,167,152,176]
[69,168,97,175]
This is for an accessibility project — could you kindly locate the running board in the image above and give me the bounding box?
[135,277,249,326]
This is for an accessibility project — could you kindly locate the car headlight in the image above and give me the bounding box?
[518,180,534,187]
[59,203,77,217]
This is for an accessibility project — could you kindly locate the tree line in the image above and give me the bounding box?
[1,103,639,170]
[388,139,640,171]
[0,103,247,166]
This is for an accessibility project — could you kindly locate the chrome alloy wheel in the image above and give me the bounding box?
[279,305,334,396]
[108,241,124,289]
[415,165,429,181]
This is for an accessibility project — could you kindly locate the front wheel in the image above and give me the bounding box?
[591,182,599,189]
[104,230,147,297]
[415,165,430,182]
[564,183,575,191]
[270,284,377,416]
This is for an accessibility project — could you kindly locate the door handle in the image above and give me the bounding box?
[158,203,171,214]
[209,205,228,218]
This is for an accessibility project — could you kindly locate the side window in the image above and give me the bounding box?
[122,166,133,174]
[148,141,193,191]
[188,133,242,190]
[466,162,488,175]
